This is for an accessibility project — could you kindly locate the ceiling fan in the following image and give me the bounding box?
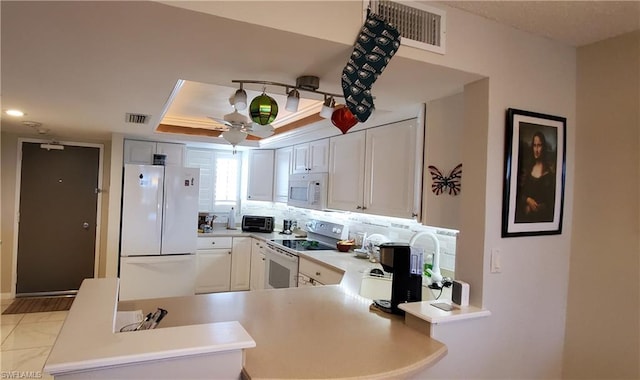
[208,110,275,139]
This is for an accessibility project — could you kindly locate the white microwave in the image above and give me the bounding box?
[287,173,328,210]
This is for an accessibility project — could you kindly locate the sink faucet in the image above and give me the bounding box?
[408,231,443,285]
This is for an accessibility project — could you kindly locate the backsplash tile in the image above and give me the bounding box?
[241,201,458,271]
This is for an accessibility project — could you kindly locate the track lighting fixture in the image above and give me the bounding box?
[230,76,343,116]
[217,76,355,147]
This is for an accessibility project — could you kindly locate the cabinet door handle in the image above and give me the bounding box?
[211,242,216,245]
[412,213,418,217]
[362,206,367,210]
[316,272,321,276]
[228,251,232,255]
[356,206,362,209]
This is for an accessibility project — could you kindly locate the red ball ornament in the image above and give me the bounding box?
[331,105,358,134]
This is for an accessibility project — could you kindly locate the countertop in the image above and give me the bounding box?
[198,229,490,325]
[119,285,447,379]
[44,278,255,376]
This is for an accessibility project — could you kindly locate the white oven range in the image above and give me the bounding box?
[263,219,348,289]
[264,243,299,289]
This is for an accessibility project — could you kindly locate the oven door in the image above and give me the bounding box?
[264,246,299,289]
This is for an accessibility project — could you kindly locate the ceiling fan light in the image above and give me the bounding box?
[233,88,247,110]
[319,96,335,119]
[285,89,300,112]
[249,93,278,125]
[222,127,248,146]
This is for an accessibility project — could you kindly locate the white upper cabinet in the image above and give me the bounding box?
[292,139,329,174]
[328,120,422,219]
[156,142,185,166]
[124,140,156,165]
[247,150,275,201]
[327,131,366,212]
[273,146,293,203]
[364,120,420,219]
[123,140,185,166]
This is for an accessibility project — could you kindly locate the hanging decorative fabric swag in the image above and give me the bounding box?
[341,10,401,123]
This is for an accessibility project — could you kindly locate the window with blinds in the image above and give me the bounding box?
[185,148,241,212]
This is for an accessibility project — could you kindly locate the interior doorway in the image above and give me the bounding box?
[15,141,102,297]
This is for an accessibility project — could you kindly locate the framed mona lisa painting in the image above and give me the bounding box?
[502,108,566,237]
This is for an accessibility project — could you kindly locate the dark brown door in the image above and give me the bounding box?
[16,142,100,296]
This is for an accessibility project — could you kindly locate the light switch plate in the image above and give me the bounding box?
[490,248,501,273]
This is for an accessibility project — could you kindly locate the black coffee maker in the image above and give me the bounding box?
[373,243,423,315]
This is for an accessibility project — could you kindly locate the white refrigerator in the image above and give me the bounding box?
[119,164,200,301]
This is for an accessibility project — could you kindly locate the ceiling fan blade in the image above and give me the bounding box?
[207,116,232,128]
[246,123,275,138]
[223,110,250,125]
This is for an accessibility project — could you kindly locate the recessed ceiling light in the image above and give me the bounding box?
[6,109,25,117]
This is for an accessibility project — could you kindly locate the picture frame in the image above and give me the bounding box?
[501,108,566,237]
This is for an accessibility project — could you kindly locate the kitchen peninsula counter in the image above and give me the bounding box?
[44,278,256,379]
[119,285,447,379]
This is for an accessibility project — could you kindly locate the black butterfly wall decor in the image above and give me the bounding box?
[428,164,462,196]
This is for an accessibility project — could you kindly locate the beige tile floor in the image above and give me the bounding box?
[1,298,66,380]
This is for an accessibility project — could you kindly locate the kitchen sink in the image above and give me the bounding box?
[358,274,451,301]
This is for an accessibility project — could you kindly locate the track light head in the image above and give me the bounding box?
[233,88,247,110]
[319,96,335,118]
[285,89,300,112]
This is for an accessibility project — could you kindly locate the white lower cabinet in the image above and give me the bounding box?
[196,236,252,293]
[196,237,233,294]
[298,257,343,286]
[230,237,252,291]
[250,239,266,291]
[195,249,232,293]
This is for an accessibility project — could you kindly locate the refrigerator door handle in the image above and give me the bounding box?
[124,255,194,265]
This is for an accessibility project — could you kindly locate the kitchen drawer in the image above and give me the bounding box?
[197,236,233,250]
[298,258,343,285]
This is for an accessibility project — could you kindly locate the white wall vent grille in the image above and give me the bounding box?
[125,113,150,124]
[365,0,446,54]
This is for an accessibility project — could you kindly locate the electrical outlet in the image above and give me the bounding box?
[490,248,502,273]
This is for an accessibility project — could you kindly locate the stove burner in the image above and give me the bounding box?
[270,239,335,251]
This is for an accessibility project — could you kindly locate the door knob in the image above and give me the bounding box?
[82,222,90,229]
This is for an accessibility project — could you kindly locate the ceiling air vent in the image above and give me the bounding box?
[125,113,150,124]
[366,0,446,54]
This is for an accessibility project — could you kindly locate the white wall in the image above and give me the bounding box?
[188,2,577,378]
[1,133,19,295]
[424,92,464,230]
[563,31,640,379]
